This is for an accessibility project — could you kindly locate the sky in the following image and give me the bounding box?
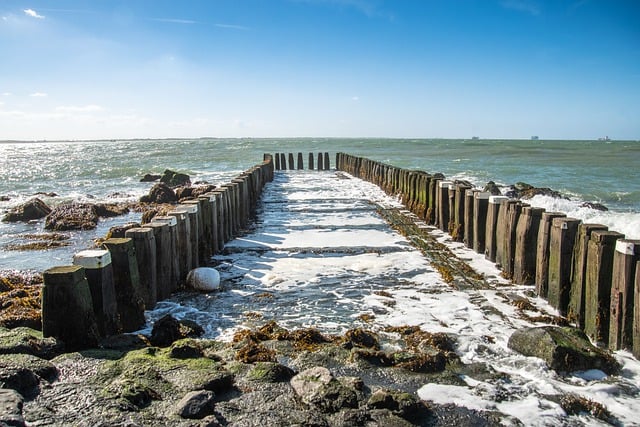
[0,0,638,140]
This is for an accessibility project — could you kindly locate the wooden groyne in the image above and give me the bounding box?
[41,156,274,349]
[335,152,640,358]
[273,152,331,170]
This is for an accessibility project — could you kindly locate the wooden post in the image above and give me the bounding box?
[324,152,330,170]
[447,185,456,234]
[317,153,324,171]
[463,189,477,249]
[280,153,286,170]
[495,199,515,271]
[146,221,174,301]
[42,265,100,350]
[472,191,490,254]
[584,230,624,346]
[275,152,281,170]
[213,189,229,245]
[513,206,545,285]
[309,153,314,170]
[567,223,608,328]
[181,201,202,267]
[609,239,640,350]
[485,196,508,262]
[198,194,214,259]
[547,217,581,315]
[204,192,219,255]
[297,152,304,170]
[634,260,640,358]
[452,183,471,242]
[288,153,295,170]
[150,216,180,292]
[426,174,442,225]
[72,250,120,337]
[124,227,158,310]
[166,209,190,281]
[437,181,452,232]
[535,212,566,297]
[502,201,527,278]
[101,238,146,332]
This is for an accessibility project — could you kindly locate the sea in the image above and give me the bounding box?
[1,138,640,425]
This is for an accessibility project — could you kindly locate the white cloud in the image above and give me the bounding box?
[29,92,48,97]
[2,93,11,96]
[23,9,45,19]
[215,23,249,31]
[55,104,104,113]
[152,18,197,24]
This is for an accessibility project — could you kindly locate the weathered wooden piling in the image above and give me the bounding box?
[42,265,101,349]
[609,239,640,350]
[567,223,608,328]
[145,221,174,301]
[463,189,477,249]
[584,230,624,345]
[452,183,472,243]
[426,174,442,225]
[547,217,581,315]
[101,238,146,332]
[288,153,295,170]
[437,181,452,232]
[513,206,545,285]
[485,196,509,262]
[535,212,566,297]
[275,152,281,170]
[166,210,190,281]
[180,201,202,268]
[198,194,215,258]
[124,227,158,309]
[150,215,180,292]
[72,250,120,337]
[472,192,490,254]
[280,153,286,170]
[634,261,640,358]
[324,152,330,170]
[317,153,324,171]
[297,153,303,170]
[309,153,314,170]
[501,200,527,278]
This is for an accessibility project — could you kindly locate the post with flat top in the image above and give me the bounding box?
[146,221,174,301]
[485,196,508,262]
[535,212,566,297]
[437,181,452,232]
[547,217,581,315]
[513,206,545,285]
[297,152,303,170]
[309,153,314,170]
[124,227,158,309]
[472,191,490,254]
[609,239,640,350]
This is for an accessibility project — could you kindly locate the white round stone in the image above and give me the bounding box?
[186,267,220,292]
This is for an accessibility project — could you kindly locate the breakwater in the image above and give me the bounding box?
[335,152,640,360]
[40,155,274,349]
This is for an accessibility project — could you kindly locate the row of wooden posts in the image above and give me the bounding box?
[274,152,331,171]
[41,155,275,350]
[335,152,640,359]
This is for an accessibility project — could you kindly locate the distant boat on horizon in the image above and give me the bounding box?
[598,136,611,141]
[471,136,479,140]
[531,136,539,140]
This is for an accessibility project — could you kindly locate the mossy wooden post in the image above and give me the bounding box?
[324,152,330,170]
[198,194,214,259]
[166,210,189,281]
[309,153,314,170]
[535,212,566,297]
[547,217,581,315]
[204,192,219,255]
[568,223,608,328]
[503,201,527,279]
[232,178,248,229]
[287,153,294,170]
[146,221,173,301]
[495,199,515,271]
[514,206,545,286]
[124,227,157,310]
[634,260,640,358]
[453,183,471,242]
[212,189,229,244]
[274,152,281,170]
[485,196,508,262]
[180,202,201,268]
[42,265,100,350]
[472,192,490,254]
[317,153,324,171]
[437,181,452,232]
[463,189,477,249]
[447,185,456,234]
[609,239,640,350]
[72,250,120,337]
[297,152,303,170]
[585,230,624,345]
[280,153,286,170]
[101,238,146,332]
[427,174,442,225]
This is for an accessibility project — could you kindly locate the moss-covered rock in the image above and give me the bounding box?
[247,362,296,383]
[508,326,621,374]
[0,327,62,359]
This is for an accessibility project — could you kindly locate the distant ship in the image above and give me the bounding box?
[531,136,539,140]
[471,136,479,140]
[598,136,611,141]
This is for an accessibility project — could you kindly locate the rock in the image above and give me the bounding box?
[149,315,204,347]
[139,183,177,204]
[160,169,191,188]
[0,195,9,201]
[0,327,63,360]
[2,198,51,222]
[235,342,276,363]
[247,362,296,383]
[0,354,57,397]
[176,390,216,419]
[520,187,565,200]
[367,389,426,422]
[290,366,358,413]
[581,202,609,211]
[483,181,501,196]
[0,388,25,427]
[94,203,130,218]
[105,377,161,409]
[344,328,379,349]
[507,326,621,374]
[106,222,141,239]
[186,268,221,292]
[176,184,217,201]
[169,339,204,359]
[192,370,235,393]
[44,203,99,231]
[140,173,161,182]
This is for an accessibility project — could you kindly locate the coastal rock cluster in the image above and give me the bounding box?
[484,181,609,211]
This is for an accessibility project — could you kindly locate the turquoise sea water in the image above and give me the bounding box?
[1,138,639,270]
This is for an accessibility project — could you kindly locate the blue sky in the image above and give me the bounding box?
[0,0,638,140]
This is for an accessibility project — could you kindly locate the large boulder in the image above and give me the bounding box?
[175,390,216,419]
[0,388,25,427]
[186,268,220,292]
[160,169,191,188]
[44,203,99,231]
[508,326,620,374]
[175,184,217,201]
[290,366,358,413]
[149,315,204,347]
[139,183,177,204]
[140,173,161,183]
[2,198,51,222]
